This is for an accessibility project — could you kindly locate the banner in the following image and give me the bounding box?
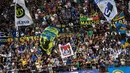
[111,12,127,34]
[112,12,126,23]
[59,43,74,59]
[80,13,99,25]
[95,0,118,22]
[108,66,130,73]
[15,0,33,26]
[111,12,129,48]
[0,37,8,45]
[80,20,99,25]
[40,26,59,55]
[59,69,99,73]
[7,36,39,43]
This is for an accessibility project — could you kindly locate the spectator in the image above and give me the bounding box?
[0,0,130,73]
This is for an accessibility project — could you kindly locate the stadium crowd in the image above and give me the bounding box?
[0,0,130,73]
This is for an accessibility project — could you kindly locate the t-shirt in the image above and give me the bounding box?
[76,62,80,68]
[88,31,93,36]
[120,59,125,65]
[37,50,41,55]
[0,64,4,69]
[31,55,37,61]
[55,60,60,66]
[48,64,52,70]
[66,58,71,65]
[22,60,27,66]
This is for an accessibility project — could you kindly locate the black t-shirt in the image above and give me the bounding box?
[0,57,3,63]
[0,64,4,69]
[32,65,36,70]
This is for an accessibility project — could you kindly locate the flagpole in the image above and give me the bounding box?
[15,0,19,37]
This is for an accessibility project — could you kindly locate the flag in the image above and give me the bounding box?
[44,26,59,37]
[112,12,129,48]
[40,36,54,55]
[0,37,8,45]
[95,0,118,22]
[112,23,122,31]
[40,26,59,55]
[112,12,127,33]
[59,43,74,58]
[15,0,33,26]
[113,12,126,22]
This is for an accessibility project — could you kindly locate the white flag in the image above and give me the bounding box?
[15,0,33,26]
[95,0,118,22]
[59,43,74,59]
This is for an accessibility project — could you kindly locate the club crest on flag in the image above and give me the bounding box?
[16,4,25,18]
[59,43,74,58]
[95,0,118,22]
[104,2,113,18]
[40,26,59,55]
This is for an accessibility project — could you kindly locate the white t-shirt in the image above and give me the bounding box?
[117,41,121,45]
[79,47,83,52]
[48,64,52,70]
[74,0,77,3]
[100,20,105,24]
[55,60,60,66]
[37,9,41,14]
[35,13,38,20]
[128,1,130,13]
[94,45,99,50]
[67,2,71,8]
[126,31,130,37]
[31,49,34,52]
[120,59,125,65]
[50,16,54,21]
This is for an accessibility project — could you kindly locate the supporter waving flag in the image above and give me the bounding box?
[14,0,33,26]
[95,0,118,22]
